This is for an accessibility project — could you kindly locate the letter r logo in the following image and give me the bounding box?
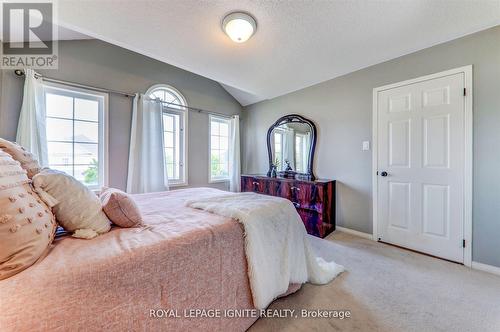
[2,2,53,55]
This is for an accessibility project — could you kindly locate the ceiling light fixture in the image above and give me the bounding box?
[222,12,257,43]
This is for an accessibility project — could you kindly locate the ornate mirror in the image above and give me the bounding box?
[266,114,317,180]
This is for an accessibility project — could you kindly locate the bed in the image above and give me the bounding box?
[0,188,300,331]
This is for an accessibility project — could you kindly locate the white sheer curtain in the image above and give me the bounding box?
[229,115,241,192]
[303,131,312,171]
[126,94,169,194]
[16,68,48,166]
[283,128,295,170]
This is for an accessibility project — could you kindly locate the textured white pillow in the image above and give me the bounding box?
[32,169,111,239]
[0,150,57,280]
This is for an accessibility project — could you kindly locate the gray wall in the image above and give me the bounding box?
[0,39,242,191]
[0,69,3,120]
[242,26,500,268]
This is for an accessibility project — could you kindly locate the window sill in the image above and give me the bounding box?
[209,178,230,184]
[169,181,188,188]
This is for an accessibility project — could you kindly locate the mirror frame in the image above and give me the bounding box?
[266,114,317,180]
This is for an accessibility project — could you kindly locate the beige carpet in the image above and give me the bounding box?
[249,231,500,332]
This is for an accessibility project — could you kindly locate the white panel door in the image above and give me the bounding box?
[377,73,465,262]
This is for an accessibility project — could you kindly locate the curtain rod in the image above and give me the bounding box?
[13,69,237,119]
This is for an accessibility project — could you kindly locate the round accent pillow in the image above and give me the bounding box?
[0,138,41,179]
[100,187,143,228]
[0,150,56,280]
[32,169,111,239]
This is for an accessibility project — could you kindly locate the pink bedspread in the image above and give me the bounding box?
[0,188,300,331]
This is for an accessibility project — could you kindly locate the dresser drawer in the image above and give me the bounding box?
[241,176,272,195]
[288,181,324,213]
[241,175,336,238]
[296,208,322,237]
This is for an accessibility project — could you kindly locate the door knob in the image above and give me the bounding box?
[380,171,388,177]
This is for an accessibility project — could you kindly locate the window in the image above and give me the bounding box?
[44,83,108,190]
[147,84,187,186]
[295,133,307,173]
[209,115,230,182]
[273,129,285,171]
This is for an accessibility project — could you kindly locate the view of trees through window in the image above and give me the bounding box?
[210,116,230,180]
[45,88,103,188]
[148,85,187,184]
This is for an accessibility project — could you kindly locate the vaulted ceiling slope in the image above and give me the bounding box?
[58,0,500,106]
[6,24,91,42]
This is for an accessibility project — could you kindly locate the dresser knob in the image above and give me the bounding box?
[252,181,259,186]
[291,186,300,191]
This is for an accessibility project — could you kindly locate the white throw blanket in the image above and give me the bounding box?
[186,192,344,309]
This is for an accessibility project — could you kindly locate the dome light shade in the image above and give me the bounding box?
[222,12,257,43]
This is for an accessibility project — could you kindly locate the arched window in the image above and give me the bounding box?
[146,84,188,186]
[147,84,187,109]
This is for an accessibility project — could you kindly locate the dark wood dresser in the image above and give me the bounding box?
[241,175,336,238]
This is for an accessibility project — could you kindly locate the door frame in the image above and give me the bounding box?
[372,65,473,267]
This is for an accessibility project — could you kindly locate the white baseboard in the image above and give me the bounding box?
[335,228,500,276]
[471,261,500,276]
[335,226,373,240]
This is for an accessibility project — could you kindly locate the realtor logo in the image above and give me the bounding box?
[1,1,58,68]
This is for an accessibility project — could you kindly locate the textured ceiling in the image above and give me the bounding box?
[57,0,500,106]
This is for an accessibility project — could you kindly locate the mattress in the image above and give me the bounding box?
[0,187,300,331]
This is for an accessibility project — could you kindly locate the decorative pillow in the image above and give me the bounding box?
[100,187,143,228]
[0,138,41,178]
[0,150,56,280]
[32,169,111,239]
[0,150,29,190]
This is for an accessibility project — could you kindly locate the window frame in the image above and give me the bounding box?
[272,128,285,171]
[146,84,188,187]
[208,115,231,183]
[295,132,307,173]
[43,81,109,191]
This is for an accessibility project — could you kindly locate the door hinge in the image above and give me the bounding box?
[462,239,466,248]
[463,88,466,96]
